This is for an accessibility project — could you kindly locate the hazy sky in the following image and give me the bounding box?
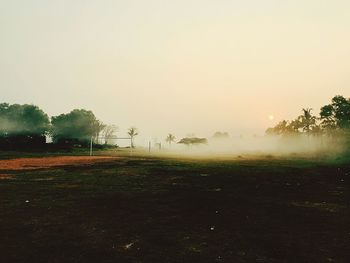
[1,0,349,140]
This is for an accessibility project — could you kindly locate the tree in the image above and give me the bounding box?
[51,109,103,146]
[0,103,50,148]
[310,124,323,137]
[286,119,302,135]
[92,120,106,144]
[320,95,350,130]
[298,108,317,134]
[103,125,118,145]
[165,134,176,147]
[265,127,276,136]
[266,120,289,136]
[127,127,139,148]
[178,137,208,146]
[320,104,337,134]
[266,109,317,137]
[212,131,230,139]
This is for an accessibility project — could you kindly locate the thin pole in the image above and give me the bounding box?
[90,136,93,156]
[130,137,133,156]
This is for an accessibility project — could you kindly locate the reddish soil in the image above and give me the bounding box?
[0,156,120,171]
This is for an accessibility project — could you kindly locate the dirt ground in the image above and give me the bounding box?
[0,156,120,171]
[0,154,349,263]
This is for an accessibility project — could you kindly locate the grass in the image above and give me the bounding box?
[0,151,349,262]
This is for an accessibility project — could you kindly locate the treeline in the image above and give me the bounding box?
[266,95,350,138]
[0,103,110,149]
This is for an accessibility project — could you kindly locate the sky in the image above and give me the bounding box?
[1,0,349,141]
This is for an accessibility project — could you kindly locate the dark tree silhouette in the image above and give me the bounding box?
[178,137,208,146]
[212,132,230,139]
[267,117,307,137]
[51,109,103,146]
[286,119,302,135]
[0,103,50,148]
[299,108,317,134]
[165,134,176,147]
[320,95,350,130]
[320,104,337,134]
[266,120,289,136]
[266,95,350,143]
[128,127,139,148]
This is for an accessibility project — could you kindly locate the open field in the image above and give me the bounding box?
[0,152,349,263]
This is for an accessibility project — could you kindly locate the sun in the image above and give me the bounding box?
[268,115,275,121]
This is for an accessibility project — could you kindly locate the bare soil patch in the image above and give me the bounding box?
[0,156,120,171]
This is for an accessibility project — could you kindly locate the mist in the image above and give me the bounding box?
[133,134,346,159]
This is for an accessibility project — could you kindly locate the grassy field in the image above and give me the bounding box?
[0,151,349,263]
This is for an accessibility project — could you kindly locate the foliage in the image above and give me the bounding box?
[266,95,350,138]
[165,134,176,146]
[212,131,230,139]
[0,103,50,136]
[178,137,208,146]
[320,104,337,134]
[51,109,103,146]
[266,119,301,136]
[298,108,317,134]
[128,127,139,148]
[0,103,50,148]
[320,95,350,130]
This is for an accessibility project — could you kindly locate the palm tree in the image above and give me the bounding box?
[299,108,316,134]
[165,134,176,147]
[127,127,139,148]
